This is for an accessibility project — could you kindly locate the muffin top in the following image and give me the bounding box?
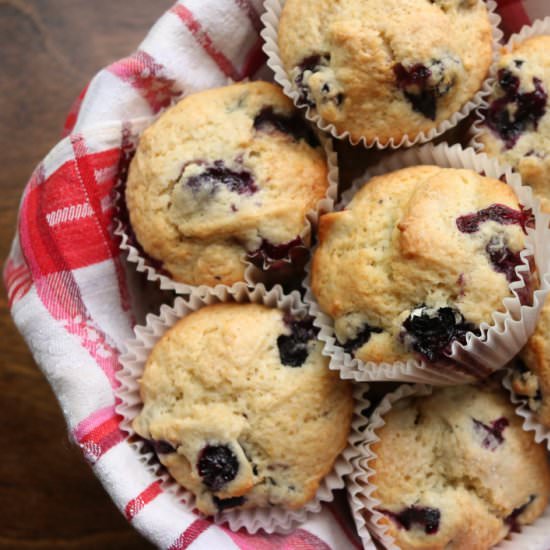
[513,292,550,427]
[126,81,328,286]
[132,303,353,515]
[477,36,550,212]
[369,384,550,550]
[311,166,530,364]
[278,0,493,143]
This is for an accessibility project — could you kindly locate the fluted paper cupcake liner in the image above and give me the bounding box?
[304,142,550,384]
[347,383,550,550]
[472,16,550,151]
[503,367,550,451]
[114,132,338,295]
[261,0,503,149]
[116,282,358,534]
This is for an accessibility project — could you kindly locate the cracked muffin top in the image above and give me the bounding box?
[311,166,532,364]
[369,384,550,550]
[476,35,550,212]
[132,303,354,516]
[278,0,493,143]
[126,81,328,286]
[513,292,550,428]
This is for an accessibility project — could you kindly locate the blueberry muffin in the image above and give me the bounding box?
[476,36,550,212]
[126,82,328,286]
[132,303,353,515]
[512,293,550,427]
[278,0,493,143]
[311,166,532,364]
[368,384,550,550]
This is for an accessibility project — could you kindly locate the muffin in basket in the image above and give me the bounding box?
[311,166,533,364]
[278,0,493,143]
[132,303,353,515]
[126,81,328,287]
[476,35,550,212]
[368,384,550,550]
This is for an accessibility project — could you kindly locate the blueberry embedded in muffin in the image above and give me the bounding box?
[476,36,550,213]
[125,81,328,286]
[278,0,493,142]
[367,385,550,550]
[393,55,463,121]
[132,303,353,515]
[311,166,532,365]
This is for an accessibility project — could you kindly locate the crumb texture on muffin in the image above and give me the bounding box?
[477,36,550,212]
[311,166,529,363]
[126,81,328,286]
[369,384,550,550]
[132,303,353,515]
[278,0,493,142]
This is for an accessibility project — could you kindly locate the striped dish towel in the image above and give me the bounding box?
[3,1,546,549]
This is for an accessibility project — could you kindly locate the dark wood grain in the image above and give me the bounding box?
[0,1,173,548]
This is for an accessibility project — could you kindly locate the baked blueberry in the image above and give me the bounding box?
[381,506,441,535]
[294,54,330,108]
[485,235,523,283]
[486,68,547,149]
[185,160,257,196]
[394,56,461,120]
[338,324,383,356]
[277,315,319,367]
[402,306,477,361]
[197,445,240,491]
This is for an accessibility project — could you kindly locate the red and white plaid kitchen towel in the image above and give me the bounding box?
[3,1,545,549]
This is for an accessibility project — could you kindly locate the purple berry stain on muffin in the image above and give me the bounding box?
[486,68,547,148]
[394,63,437,120]
[277,315,319,367]
[456,204,534,234]
[402,306,478,361]
[338,324,383,356]
[213,495,246,511]
[186,160,257,196]
[253,107,320,148]
[381,506,441,535]
[197,445,239,491]
[472,416,509,450]
[505,495,536,532]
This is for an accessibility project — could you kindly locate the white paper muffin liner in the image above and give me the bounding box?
[472,16,550,151]
[116,282,359,534]
[347,383,550,550]
[114,132,338,295]
[503,366,550,451]
[261,0,503,149]
[304,142,550,385]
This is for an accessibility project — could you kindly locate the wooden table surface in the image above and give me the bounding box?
[0,2,174,548]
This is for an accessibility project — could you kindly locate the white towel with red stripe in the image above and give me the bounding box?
[3,1,546,549]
